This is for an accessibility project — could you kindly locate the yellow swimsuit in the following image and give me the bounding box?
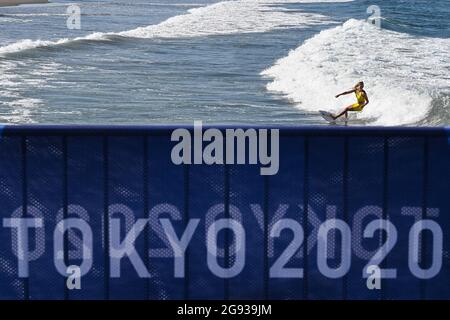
[349,90,366,111]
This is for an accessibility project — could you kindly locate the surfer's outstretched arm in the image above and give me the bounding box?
[335,89,355,98]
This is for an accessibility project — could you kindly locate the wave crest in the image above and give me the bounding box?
[262,19,450,125]
[0,0,353,56]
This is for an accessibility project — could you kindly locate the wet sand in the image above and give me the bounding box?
[0,0,48,7]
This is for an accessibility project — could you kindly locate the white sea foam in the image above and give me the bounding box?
[0,0,352,56]
[0,32,108,56]
[119,0,352,38]
[0,17,32,23]
[261,19,450,125]
[0,0,358,124]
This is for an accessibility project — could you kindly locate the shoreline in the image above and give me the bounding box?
[0,0,48,7]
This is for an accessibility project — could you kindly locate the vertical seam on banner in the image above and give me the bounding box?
[446,127,450,145]
[342,137,349,300]
[420,137,429,299]
[224,164,230,300]
[103,136,110,300]
[63,136,69,300]
[263,173,269,299]
[21,136,29,300]
[143,135,150,300]
[184,164,190,300]
[303,137,309,300]
[381,136,389,300]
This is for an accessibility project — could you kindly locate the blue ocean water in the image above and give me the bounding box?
[0,0,449,125]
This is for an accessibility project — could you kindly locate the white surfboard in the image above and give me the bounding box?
[319,110,336,123]
[319,110,374,125]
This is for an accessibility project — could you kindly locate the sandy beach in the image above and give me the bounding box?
[0,0,48,7]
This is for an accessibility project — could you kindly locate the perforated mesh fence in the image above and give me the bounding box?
[0,125,448,300]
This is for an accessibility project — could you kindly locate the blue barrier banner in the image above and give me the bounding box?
[0,125,448,300]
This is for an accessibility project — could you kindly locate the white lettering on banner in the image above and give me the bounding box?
[171,121,279,176]
[0,204,445,281]
[66,265,81,290]
[54,218,93,277]
[3,216,43,278]
[366,265,381,290]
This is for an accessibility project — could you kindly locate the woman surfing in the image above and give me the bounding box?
[332,81,369,120]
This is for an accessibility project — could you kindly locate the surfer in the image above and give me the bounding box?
[332,81,369,120]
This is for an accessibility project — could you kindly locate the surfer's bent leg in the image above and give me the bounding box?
[333,105,353,120]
